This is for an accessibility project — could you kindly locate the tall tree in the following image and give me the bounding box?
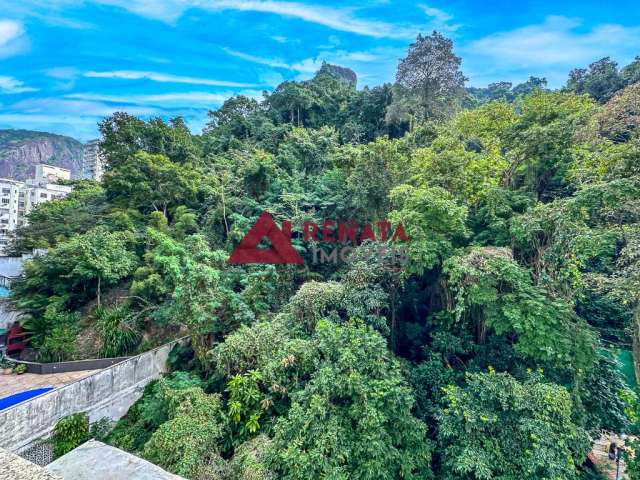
[395,31,467,121]
[103,151,201,216]
[621,56,640,85]
[99,113,201,168]
[266,321,433,480]
[438,371,590,480]
[567,57,625,103]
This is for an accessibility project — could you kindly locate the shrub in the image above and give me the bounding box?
[94,304,141,358]
[142,388,228,477]
[22,300,78,351]
[106,372,203,454]
[229,435,275,480]
[89,417,113,442]
[36,323,79,363]
[13,363,27,374]
[438,371,590,479]
[53,413,89,458]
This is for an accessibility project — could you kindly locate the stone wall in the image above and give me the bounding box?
[0,339,185,452]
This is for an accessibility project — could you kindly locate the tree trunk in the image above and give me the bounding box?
[97,276,101,306]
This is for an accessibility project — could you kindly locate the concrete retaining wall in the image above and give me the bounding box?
[7,356,131,374]
[0,338,185,452]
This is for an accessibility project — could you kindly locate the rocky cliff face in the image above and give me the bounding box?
[0,129,84,180]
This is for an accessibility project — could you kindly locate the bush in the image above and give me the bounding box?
[94,304,141,358]
[53,413,89,458]
[229,435,275,480]
[438,371,590,479]
[22,301,78,351]
[142,388,228,477]
[106,372,203,453]
[89,417,113,442]
[13,363,27,374]
[36,323,79,363]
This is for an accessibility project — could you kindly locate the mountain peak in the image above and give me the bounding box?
[0,129,84,181]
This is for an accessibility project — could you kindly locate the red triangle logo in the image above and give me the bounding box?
[227,212,304,264]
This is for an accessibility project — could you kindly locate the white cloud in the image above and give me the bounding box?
[224,47,393,75]
[0,95,209,141]
[83,70,259,87]
[0,75,37,94]
[210,0,417,39]
[418,5,453,23]
[45,67,79,79]
[0,19,22,47]
[9,97,159,117]
[259,70,285,87]
[223,48,293,70]
[289,58,323,74]
[0,112,103,141]
[0,19,28,58]
[223,43,403,85]
[466,16,640,68]
[418,4,460,32]
[65,90,264,106]
[90,0,453,39]
[333,51,380,62]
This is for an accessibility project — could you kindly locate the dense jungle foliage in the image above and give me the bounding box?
[9,32,640,479]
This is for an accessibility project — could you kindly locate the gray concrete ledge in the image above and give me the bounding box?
[46,440,185,479]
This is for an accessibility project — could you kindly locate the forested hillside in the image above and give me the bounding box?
[0,129,83,179]
[8,32,640,479]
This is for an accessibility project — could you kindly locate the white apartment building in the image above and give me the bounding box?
[0,165,72,254]
[82,140,107,181]
[32,164,71,184]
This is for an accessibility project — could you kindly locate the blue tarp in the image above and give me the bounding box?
[0,387,53,410]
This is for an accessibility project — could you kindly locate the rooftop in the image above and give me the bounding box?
[45,440,185,480]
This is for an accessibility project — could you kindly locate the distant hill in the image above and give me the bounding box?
[316,62,358,87]
[0,129,84,180]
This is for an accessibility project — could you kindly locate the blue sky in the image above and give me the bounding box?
[1,0,639,141]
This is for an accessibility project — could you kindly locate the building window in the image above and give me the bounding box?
[0,220,7,224]
[1,198,9,204]
[40,193,48,199]
[2,188,10,194]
